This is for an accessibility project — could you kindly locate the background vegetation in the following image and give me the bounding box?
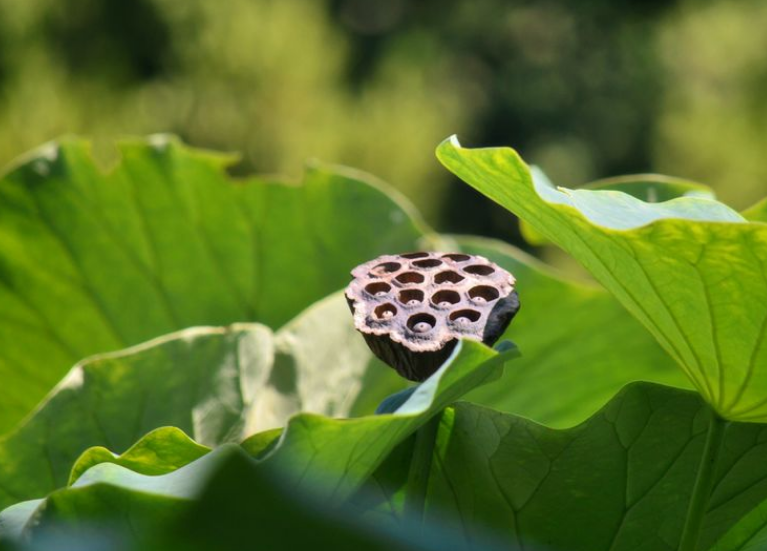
[1,0,766,242]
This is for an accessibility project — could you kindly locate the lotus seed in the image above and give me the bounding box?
[413,322,431,333]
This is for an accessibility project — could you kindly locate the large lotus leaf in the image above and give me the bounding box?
[0,238,694,515]
[0,136,425,433]
[0,340,515,544]
[450,236,689,426]
[9,382,767,551]
[438,137,767,422]
[354,382,767,551]
[0,293,378,511]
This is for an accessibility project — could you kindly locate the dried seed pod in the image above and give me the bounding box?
[345,252,520,382]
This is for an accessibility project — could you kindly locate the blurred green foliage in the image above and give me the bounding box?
[0,0,765,235]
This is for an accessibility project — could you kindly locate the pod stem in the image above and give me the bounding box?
[678,406,727,551]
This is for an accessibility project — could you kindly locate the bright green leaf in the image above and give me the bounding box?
[68,427,210,485]
[0,293,382,510]
[453,236,690,426]
[0,340,516,544]
[438,137,767,422]
[0,234,695,515]
[0,136,425,433]
[259,339,514,502]
[21,381,764,551]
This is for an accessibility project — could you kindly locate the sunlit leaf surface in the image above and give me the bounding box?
[0,136,424,432]
[439,137,767,422]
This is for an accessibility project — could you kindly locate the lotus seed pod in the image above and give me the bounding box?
[345,252,520,382]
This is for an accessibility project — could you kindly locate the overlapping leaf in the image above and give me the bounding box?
[0,339,515,544]
[7,381,767,551]
[439,137,767,422]
[0,234,693,513]
[451,236,689,426]
[356,382,767,551]
[0,294,378,510]
[0,136,425,433]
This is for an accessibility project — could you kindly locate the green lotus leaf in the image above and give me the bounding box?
[7,382,767,551]
[438,136,767,422]
[0,293,379,511]
[0,231,694,512]
[68,427,210,485]
[452,236,689,426]
[2,445,507,551]
[355,382,767,551]
[0,340,516,544]
[0,136,425,433]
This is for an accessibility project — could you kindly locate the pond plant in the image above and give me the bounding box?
[0,135,765,551]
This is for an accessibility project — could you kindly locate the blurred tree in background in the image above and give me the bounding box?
[0,0,765,241]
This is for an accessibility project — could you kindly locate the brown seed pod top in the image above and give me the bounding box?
[345,251,517,354]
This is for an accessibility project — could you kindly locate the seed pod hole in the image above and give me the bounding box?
[395,271,425,285]
[431,290,460,307]
[374,303,398,320]
[412,258,442,269]
[434,271,465,284]
[464,264,495,276]
[400,252,430,259]
[469,285,499,303]
[371,262,401,276]
[407,313,436,333]
[449,309,481,324]
[399,289,425,306]
[365,282,391,297]
[441,253,470,262]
